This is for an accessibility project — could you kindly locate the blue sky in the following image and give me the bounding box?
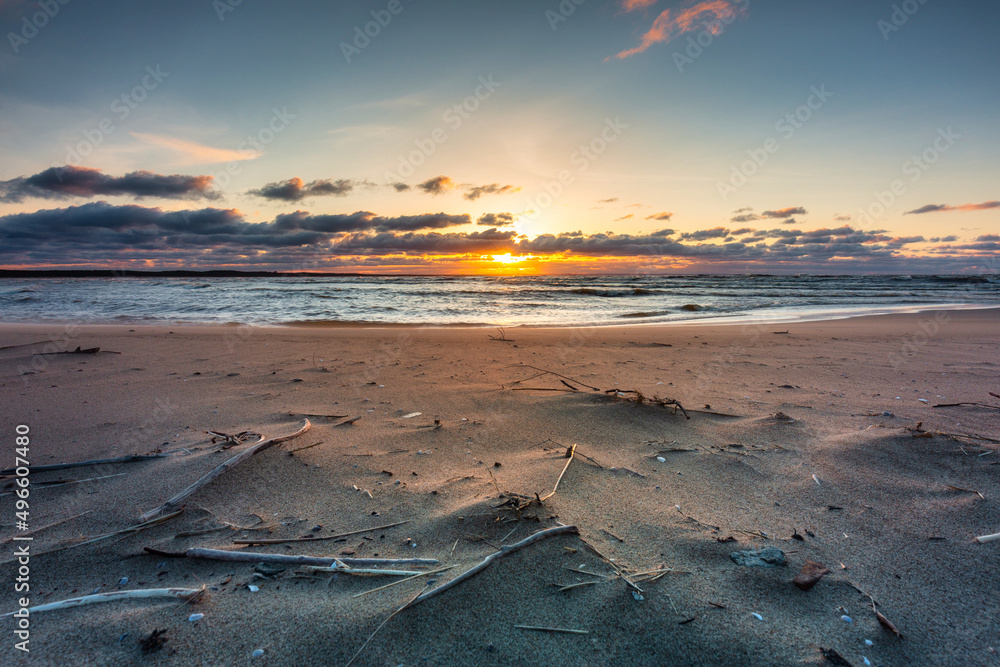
[0,0,997,272]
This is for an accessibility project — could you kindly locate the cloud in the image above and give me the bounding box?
[762,207,807,219]
[680,226,729,241]
[622,0,658,11]
[614,0,749,59]
[130,133,257,163]
[615,214,635,221]
[0,166,218,202]
[929,236,958,242]
[417,176,456,195]
[598,197,619,203]
[905,201,1000,215]
[391,182,411,192]
[646,212,673,221]
[249,177,355,202]
[730,213,757,223]
[477,212,516,227]
[0,206,978,271]
[463,183,520,201]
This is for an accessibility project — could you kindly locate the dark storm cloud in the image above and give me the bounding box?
[0,166,218,202]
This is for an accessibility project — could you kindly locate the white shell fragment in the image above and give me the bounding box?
[751,613,763,621]
[656,457,666,462]
[631,591,644,601]
[118,577,128,586]
[865,639,874,647]
[252,649,265,658]
[863,658,871,666]
[841,615,853,623]
[402,412,422,419]
[248,585,260,592]
[188,613,204,622]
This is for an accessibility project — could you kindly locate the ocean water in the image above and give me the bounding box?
[0,274,997,327]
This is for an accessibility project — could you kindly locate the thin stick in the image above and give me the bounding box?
[287,440,325,455]
[139,419,310,522]
[402,525,579,609]
[2,587,203,617]
[0,473,127,496]
[975,531,1000,543]
[301,567,428,576]
[1,454,166,475]
[539,445,576,502]
[0,509,94,545]
[505,364,602,391]
[233,520,408,546]
[0,510,183,566]
[514,625,589,635]
[157,546,439,568]
[352,565,455,598]
[510,387,578,393]
[345,584,431,667]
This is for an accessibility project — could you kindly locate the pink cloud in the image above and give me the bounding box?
[614,0,748,59]
[622,0,658,12]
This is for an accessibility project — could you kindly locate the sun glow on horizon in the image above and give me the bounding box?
[489,253,530,264]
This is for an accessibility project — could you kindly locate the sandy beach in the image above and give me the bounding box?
[1,309,998,666]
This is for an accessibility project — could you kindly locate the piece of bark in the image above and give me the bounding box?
[793,560,831,591]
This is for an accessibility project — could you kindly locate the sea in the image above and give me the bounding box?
[0,274,998,327]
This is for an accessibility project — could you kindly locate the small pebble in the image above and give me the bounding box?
[865,639,874,647]
[252,649,265,658]
[118,577,128,586]
[656,457,666,462]
[863,658,871,666]
[841,615,853,623]
[631,591,644,601]
[248,585,260,592]
[188,613,204,622]
[751,613,763,621]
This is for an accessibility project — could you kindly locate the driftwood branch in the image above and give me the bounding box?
[2,587,203,617]
[143,546,439,568]
[139,419,310,522]
[402,525,579,610]
[539,445,576,502]
[232,520,409,545]
[1,454,167,475]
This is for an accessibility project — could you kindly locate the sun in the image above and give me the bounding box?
[490,253,524,264]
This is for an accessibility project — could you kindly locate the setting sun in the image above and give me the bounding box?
[490,253,527,264]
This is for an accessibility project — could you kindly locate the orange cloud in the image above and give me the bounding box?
[615,0,748,59]
[622,0,658,11]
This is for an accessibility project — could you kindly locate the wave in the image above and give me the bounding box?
[570,287,657,297]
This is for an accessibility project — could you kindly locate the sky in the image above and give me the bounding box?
[0,0,998,274]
